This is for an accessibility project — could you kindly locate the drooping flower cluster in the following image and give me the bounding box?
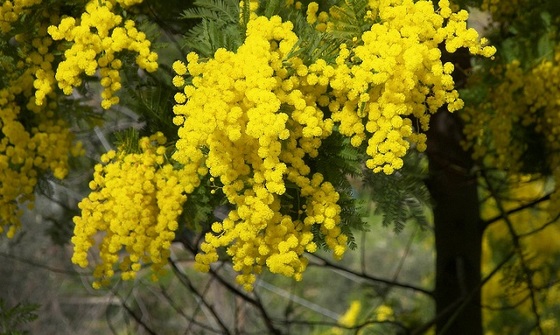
[1,9,83,238]
[169,1,495,289]
[47,0,158,109]
[0,0,42,33]
[323,0,495,173]
[0,89,81,237]
[290,0,495,174]
[172,15,346,290]
[1,0,156,238]
[462,51,560,219]
[72,133,188,288]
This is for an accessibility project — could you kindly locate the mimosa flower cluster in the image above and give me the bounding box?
[47,0,158,109]
[339,0,494,173]
[0,0,42,33]
[172,15,346,290]
[1,13,82,238]
[462,52,560,218]
[2,0,153,238]
[71,133,188,288]
[480,180,560,334]
[168,1,494,289]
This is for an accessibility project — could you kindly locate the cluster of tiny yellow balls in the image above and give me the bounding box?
[168,0,494,289]
[0,0,167,283]
[462,51,560,220]
[1,10,83,238]
[289,0,495,174]
[0,0,497,290]
[72,132,188,288]
[47,0,158,109]
[0,0,42,33]
[2,1,156,110]
[172,15,346,290]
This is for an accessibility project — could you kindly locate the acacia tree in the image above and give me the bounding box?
[1,0,560,334]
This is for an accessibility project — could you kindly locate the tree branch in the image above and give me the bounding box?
[480,193,551,232]
[481,172,544,335]
[113,291,158,335]
[177,236,282,335]
[307,253,434,297]
[169,259,232,335]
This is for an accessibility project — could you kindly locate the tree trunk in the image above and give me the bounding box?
[426,109,483,335]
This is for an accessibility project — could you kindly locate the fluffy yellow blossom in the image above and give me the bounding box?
[173,15,346,289]
[169,0,495,289]
[1,10,83,238]
[317,0,495,173]
[306,2,319,24]
[463,51,560,219]
[0,0,42,33]
[289,1,330,32]
[338,300,361,327]
[72,133,188,287]
[47,0,157,109]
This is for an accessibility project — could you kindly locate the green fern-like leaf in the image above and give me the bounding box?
[365,150,431,232]
[181,0,244,57]
[181,6,231,23]
[309,132,368,249]
[261,0,283,17]
[0,299,39,335]
[328,0,371,41]
[280,9,342,65]
[113,128,141,154]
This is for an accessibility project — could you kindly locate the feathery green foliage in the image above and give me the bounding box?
[0,300,39,335]
[328,0,371,41]
[311,133,367,249]
[180,0,244,57]
[364,151,431,232]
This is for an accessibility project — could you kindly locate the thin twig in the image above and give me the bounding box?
[179,237,282,335]
[480,193,551,232]
[114,292,158,335]
[482,172,544,335]
[169,259,232,335]
[308,253,433,297]
[0,251,87,276]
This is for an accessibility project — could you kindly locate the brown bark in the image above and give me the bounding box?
[427,110,482,335]
[425,47,483,335]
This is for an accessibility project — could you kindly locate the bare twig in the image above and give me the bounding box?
[308,253,433,297]
[480,193,551,232]
[178,237,282,335]
[169,259,232,335]
[481,172,544,335]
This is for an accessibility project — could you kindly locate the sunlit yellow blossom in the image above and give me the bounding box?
[47,0,156,109]
[0,9,83,238]
[72,133,188,287]
[318,0,496,173]
[168,0,495,289]
[173,14,345,289]
[338,300,361,327]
